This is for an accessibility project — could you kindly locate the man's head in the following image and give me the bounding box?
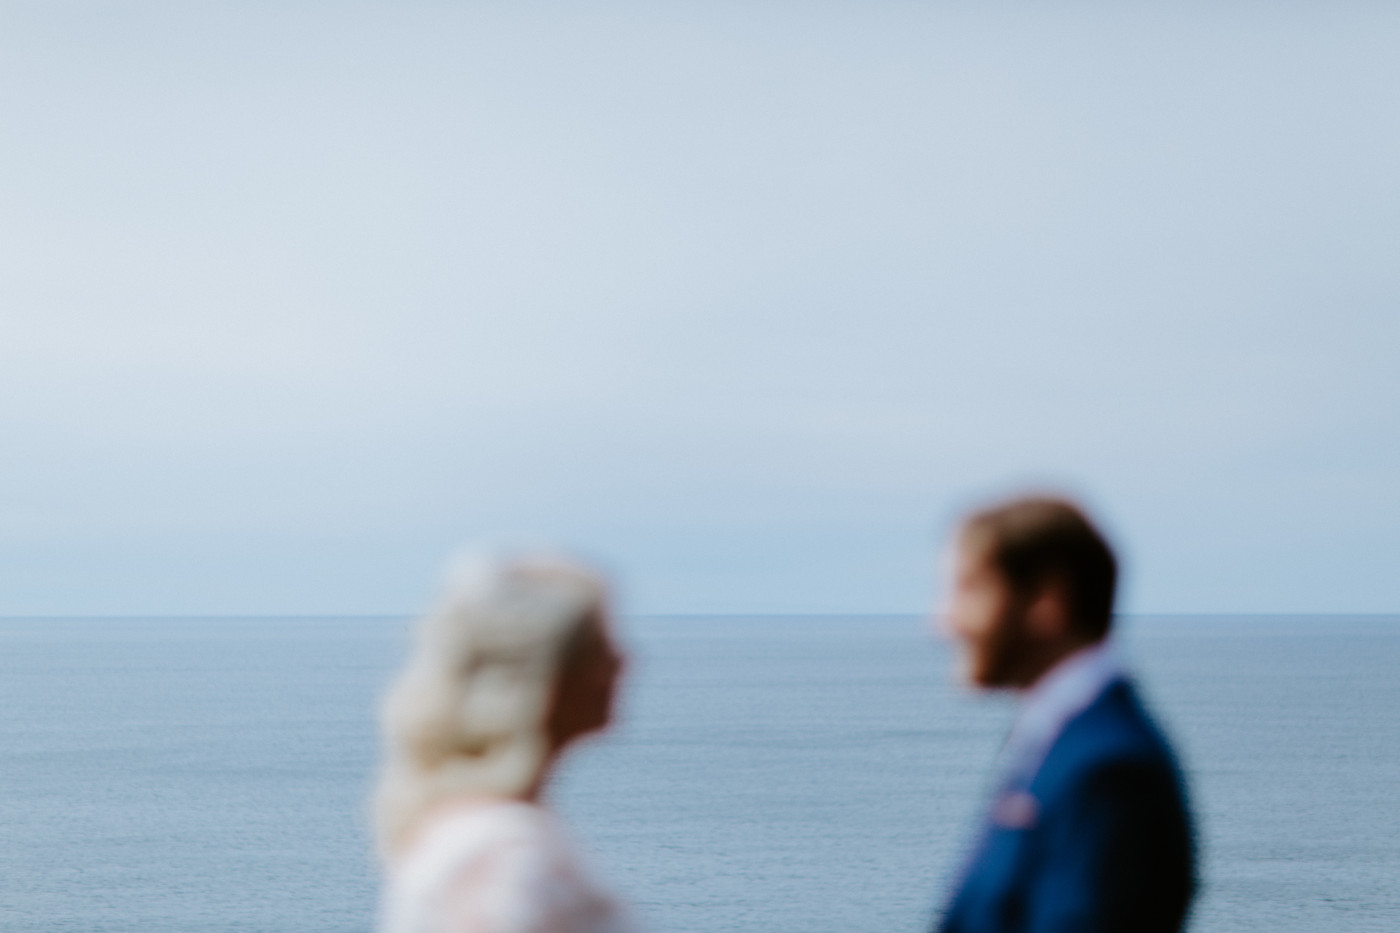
[943,495,1117,689]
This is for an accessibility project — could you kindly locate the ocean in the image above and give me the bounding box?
[1,614,1396,932]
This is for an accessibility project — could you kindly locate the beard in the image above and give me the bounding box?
[965,603,1032,689]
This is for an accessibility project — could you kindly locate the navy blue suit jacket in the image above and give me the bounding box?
[937,679,1195,933]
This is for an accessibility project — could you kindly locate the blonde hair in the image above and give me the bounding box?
[374,555,608,858]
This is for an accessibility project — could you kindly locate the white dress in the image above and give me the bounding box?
[380,801,637,933]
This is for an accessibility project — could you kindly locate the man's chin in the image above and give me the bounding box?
[959,656,1017,691]
[955,658,998,690]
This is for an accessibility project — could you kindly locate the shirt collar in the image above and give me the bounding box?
[998,639,1125,784]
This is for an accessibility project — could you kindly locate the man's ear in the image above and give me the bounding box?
[1024,580,1071,640]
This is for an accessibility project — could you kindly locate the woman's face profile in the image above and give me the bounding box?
[546,612,624,751]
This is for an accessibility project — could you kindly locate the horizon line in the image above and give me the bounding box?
[1,610,1398,622]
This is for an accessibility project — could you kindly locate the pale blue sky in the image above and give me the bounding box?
[2,3,1397,615]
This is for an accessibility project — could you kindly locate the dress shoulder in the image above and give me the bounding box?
[381,801,636,933]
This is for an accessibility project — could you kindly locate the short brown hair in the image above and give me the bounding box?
[960,496,1118,640]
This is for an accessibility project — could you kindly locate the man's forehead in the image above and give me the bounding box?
[954,526,996,563]
[949,536,1000,586]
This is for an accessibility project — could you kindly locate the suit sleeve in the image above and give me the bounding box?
[1025,760,1189,933]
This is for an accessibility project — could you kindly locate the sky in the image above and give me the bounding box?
[1,3,1397,616]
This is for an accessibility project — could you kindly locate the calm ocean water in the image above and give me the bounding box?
[1,614,1396,932]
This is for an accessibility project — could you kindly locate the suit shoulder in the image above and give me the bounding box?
[1036,680,1185,794]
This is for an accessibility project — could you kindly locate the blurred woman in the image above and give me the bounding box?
[375,557,633,933]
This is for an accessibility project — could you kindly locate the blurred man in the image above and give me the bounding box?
[935,496,1195,933]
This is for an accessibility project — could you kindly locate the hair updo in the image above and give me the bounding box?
[374,556,608,857]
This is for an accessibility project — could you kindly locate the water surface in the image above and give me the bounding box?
[1,614,1396,932]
